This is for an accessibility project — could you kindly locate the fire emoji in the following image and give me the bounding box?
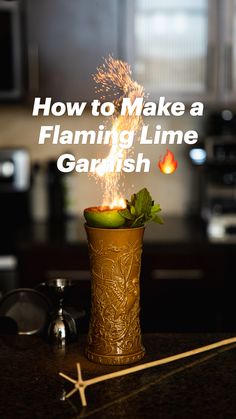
[158,150,178,174]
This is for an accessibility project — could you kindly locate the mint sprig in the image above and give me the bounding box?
[119,188,163,228]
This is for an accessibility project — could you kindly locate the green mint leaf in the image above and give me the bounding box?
[120,188,163,228]
[151,204,161,213]
[152,214,164,224]
[131,214,145,228]
[131,194,136,205]
[130,205,136,216]
[119,208,134,220]
[135,188,152,217]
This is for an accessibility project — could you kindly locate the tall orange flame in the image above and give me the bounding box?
[93,56,144,208]
[159,150,178,174]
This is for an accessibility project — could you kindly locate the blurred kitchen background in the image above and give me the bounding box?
[1,0,236,333]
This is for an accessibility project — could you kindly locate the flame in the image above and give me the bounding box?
[93,56,144,208]
[158,150,178,174]
[109,197,126,209]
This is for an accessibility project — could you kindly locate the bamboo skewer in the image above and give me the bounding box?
[59,336,236,407]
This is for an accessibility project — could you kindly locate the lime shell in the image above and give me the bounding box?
[84,206,125,228]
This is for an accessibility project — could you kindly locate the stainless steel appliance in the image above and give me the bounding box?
[0,0,23,100]
[0,148,30,221]
[189,110,236,242]
[0,148,30,191]
[0,256,17,299]
[0,148,30,294]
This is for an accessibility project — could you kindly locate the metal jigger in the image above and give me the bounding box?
[46,278,77,346]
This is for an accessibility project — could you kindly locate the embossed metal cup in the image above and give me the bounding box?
[85,225,145,365]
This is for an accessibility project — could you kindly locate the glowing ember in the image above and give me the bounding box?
[158,150,178,174]
[108,197,126,209]
[93,56,144,208]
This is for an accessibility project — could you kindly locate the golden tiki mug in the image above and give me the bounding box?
[85,225,145,365]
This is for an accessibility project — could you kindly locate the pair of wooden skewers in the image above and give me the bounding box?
[59,336,236,407]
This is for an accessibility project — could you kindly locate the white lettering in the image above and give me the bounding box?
[190,102,204,116]
[33,97,51,116]
[33,97,87,116]
[135,153,150,172]
[171,102,185,116]
[100,102,115,116]
[121,97,143,116]
[184,130,198,144]
[57,154,75,172]
[38,125,53,144]
[91,99,101,116]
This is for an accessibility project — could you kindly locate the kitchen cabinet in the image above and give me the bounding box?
[140,244,226,332]
[222,245,236,330]
[222,0,236,102]
[128,0,214,102]
[0,0,24,100]
[25,0,236,104]
[26,0,120,101]
[126,0,236,104]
